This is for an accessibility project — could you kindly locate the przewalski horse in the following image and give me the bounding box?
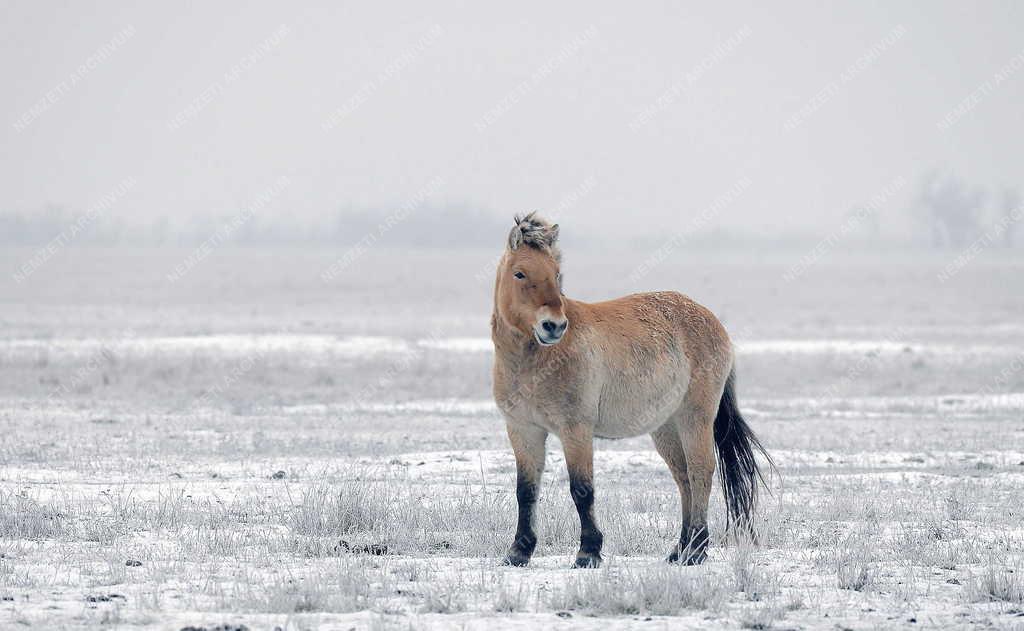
[491,213,772,568]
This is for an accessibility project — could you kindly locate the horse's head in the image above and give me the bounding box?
[495,213,568,346]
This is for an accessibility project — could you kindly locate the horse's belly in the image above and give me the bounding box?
[593,373,689,439]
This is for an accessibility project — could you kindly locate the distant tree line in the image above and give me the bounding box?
[0,204,514,248]
[914,171,1021,248]
[2,173,1020,248]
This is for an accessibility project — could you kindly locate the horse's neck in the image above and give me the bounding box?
[490,310,528,358]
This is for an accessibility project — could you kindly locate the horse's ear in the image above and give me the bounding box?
[549,224,560,243]
[508,224,523,250]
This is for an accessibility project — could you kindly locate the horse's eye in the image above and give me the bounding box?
[513,271,526,280]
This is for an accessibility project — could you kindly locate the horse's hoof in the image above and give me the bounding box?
[573,554,602,569]
[666,546,707,565]
[502,553,531,567]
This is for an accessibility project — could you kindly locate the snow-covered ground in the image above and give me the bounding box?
[1,247,1022,629]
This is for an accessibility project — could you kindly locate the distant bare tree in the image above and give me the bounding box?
[1000,187,1022,248]
[843,206,881,241]
[915,171,986,247]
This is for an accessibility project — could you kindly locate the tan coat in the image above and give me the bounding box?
[491,213,770,568]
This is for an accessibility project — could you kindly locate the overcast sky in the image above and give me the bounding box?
[2,1,1022,240]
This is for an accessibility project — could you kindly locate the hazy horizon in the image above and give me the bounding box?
[3,1,1023,248]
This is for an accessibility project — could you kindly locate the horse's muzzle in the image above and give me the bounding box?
[534,318,568,345]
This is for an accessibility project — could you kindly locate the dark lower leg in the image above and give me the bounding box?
[673,524,709,565]
[503,423,546,567]
[505,471,539,565]
[561,424,602,568]
[569,472,603,567]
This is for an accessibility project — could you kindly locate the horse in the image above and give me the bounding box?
[491,212,772,568]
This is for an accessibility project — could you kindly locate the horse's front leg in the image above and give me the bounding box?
[503,421,548,566]
[561,423,603,568]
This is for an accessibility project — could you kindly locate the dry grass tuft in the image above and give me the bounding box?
[547,563,731,615]
[0,491,70,540]
[967,564,1024,604]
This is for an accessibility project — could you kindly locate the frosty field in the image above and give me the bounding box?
[1,246,1023,630]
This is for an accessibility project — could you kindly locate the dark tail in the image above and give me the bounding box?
[714,368,774,531]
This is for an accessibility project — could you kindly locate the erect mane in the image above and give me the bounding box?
[507,212,561,262]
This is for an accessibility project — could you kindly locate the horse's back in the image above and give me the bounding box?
[582,290,731,360]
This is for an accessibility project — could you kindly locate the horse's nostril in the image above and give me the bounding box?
[540,320,567,337]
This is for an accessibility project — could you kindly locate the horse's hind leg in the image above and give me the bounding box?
[650,420,693,562]
[675,395,719,565]
[560,423,603,568]
[503,422,548,567]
